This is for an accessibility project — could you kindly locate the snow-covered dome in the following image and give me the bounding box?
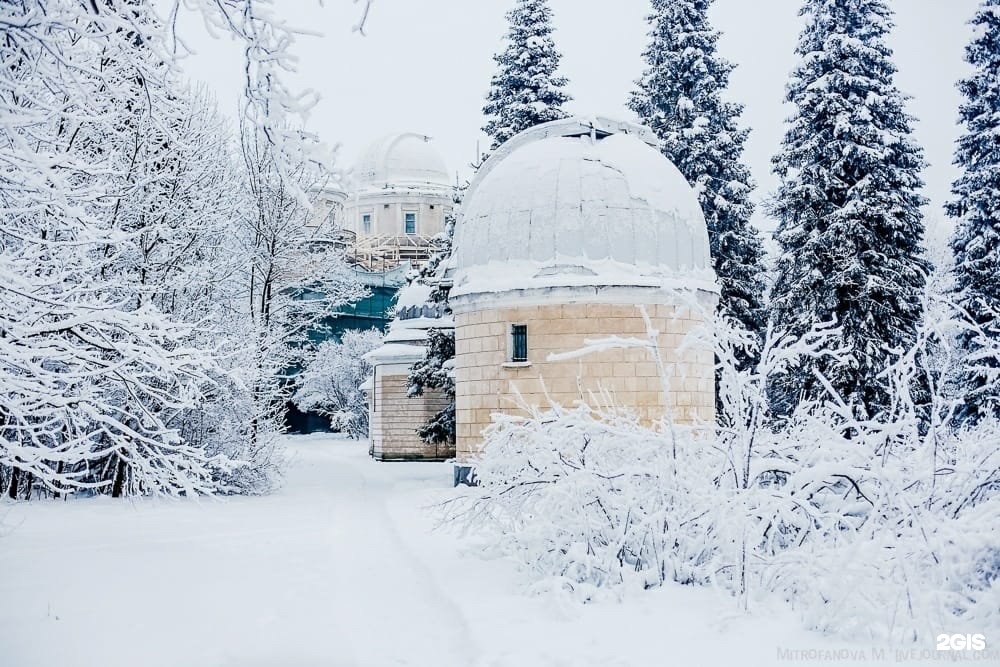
[353,132,451,191]
[451,117,715,300]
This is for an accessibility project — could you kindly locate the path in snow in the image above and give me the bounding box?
[0,436,928,666]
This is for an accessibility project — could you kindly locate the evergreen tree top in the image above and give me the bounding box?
[950,0,1000,185]
[773,0,926,216]
[768,0,930,417]
[947,0,1000,423]
[628,0,767,364]
[966,0,1000,53]
[482,0,571,150]
[630,0,750,190]
[640,0,731,84]
[948,0,1000,265]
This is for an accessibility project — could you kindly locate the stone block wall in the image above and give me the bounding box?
[370,366,455,461]
[453,300,715,463]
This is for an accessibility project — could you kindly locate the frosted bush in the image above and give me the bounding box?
[444,294,1000,642]
[294,330,383,439]
[444,399,717,600]
[756,413,1000,642]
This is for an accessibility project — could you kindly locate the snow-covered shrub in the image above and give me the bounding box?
[444,289,1000,642]
[750,267,1000,640]
[753,406,1000,642]
[757,257,997,638]
[182,371,284,496]
[443,399,717,600]
[294,330,383,438]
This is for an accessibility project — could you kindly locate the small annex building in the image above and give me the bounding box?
[447,117,718,483]
[363,281,455,461]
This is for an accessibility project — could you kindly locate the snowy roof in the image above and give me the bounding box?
[352,132,451,192]
[310,183,348,202]
[382,315,454,344]
[451,117,715,299]
[368,285,454,365]
[362,343,426,365]
[391,281,452,329]
[383,327,429,344]
[394,282,434,311]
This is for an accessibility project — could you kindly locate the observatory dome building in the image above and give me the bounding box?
[342,133,454,270]
[449,117,718,481]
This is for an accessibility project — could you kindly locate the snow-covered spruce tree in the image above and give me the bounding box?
[420,212,457,308]
[407,214,457,445]
[482,0,572,150]
[408,328,457,445]
[947,0,1000,424]
[628,0,767,371]
[293,329,383,438]
[768,0,930,419]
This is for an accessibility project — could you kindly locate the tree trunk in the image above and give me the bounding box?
[111,456,127,498]
[54,460,64,499]
[6,467,19,500]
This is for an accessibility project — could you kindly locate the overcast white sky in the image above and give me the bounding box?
[177,0,977,232]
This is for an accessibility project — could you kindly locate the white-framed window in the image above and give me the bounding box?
[361,212,372,233]
[404,210,417,235]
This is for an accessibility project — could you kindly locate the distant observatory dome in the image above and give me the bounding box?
[451,117,714,299]
[353,132,450,191]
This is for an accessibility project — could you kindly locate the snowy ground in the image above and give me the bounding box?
[1,436,941,666]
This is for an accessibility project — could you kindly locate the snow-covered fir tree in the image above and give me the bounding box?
[408,328,456,445]
[768,0,930,419]
[482,0,572,150]
[407,213,457,445]
[628,0,767,370]
[947,0,1000,423]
